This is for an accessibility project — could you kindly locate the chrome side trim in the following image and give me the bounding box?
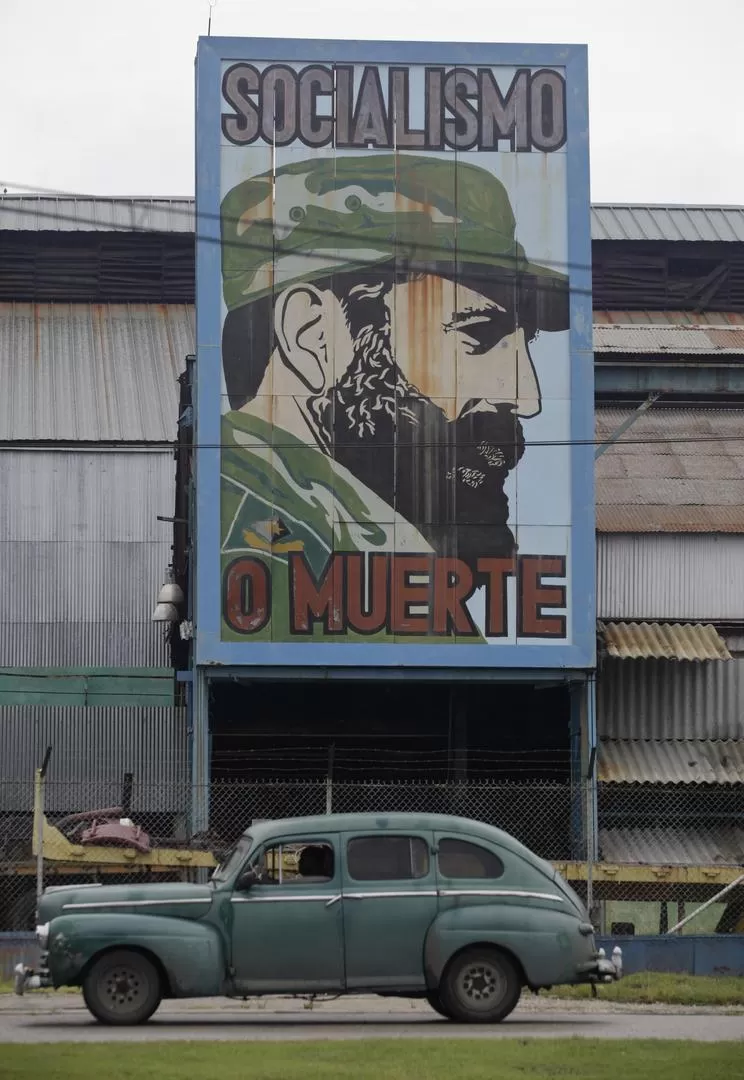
[231,894,333,904]
[344,891,438,900]
[438,889,565,902]
[62,898,208,910]
[47,883,103,893]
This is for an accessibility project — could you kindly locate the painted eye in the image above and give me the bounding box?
[289,206,305,222]
[344,194,362,211]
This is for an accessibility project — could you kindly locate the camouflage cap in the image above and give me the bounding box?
[221,154,569,329]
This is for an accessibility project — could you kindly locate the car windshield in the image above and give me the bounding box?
[211,834,253,883]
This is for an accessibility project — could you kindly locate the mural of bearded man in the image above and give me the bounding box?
[219,154,569,641]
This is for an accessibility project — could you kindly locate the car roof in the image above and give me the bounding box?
[242,813,545,865]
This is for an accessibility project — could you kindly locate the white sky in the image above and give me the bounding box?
[2,0,743,203]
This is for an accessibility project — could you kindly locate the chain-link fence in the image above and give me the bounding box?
[2,777,742,935]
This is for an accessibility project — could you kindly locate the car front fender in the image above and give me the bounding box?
[424,903,593,989]
[46,912,227,997]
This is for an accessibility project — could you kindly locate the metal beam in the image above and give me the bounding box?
[594,393,660,459]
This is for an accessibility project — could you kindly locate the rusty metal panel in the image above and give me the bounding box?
[0,450,173,667]
[591,205,744,243]
[600,622,731,662]
[598,826,744,866]
[0,302,194,441]
[593,310,744,327]
[599,739,744,784]
[594,323,744,354]
[0,196,195,233]
[596,407,744,534]
[597,655,744,739]
[598,534,744,619]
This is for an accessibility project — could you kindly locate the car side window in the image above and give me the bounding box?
[254,840,334,885]
[347,836,430,881]
[437,838,504,880]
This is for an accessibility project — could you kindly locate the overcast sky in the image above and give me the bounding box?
[2,0,743,204]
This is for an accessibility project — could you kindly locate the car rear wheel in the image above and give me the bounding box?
[82,950,162,1025]
[439,948,521,1024]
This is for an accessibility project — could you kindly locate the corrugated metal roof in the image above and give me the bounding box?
[591,205,744,243]
[594,322,744,354]
[600,622,732,662]
[0,196,195,233]
[599,739,744,784]
[0,450,174,667]
[593,310,744,327]
[597,654,744,740]
[0,302,194,440]
[599,825,744,866]
[595,407,744,534]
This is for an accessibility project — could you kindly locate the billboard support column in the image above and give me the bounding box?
[191,668,210,839]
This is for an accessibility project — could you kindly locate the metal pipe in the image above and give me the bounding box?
[666,872,744,935]
[35,746,53,915]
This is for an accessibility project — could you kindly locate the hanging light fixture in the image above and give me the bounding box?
[156,565,184,606]
[152,601,180,623]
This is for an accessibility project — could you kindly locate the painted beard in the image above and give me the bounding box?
[310,318,525,564]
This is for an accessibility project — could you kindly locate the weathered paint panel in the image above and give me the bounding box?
[0,668,174,707]
[596,935,744,976]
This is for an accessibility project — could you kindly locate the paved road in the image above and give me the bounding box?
[1,994,743,1042]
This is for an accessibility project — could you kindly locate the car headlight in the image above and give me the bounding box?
[36,922,50,948]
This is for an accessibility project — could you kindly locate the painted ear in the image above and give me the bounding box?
[274,283,329,393]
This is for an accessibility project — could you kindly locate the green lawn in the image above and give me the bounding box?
[548,972,744,1007]
[2,1041,744,1080]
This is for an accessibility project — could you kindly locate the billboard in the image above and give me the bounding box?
[195,38,594,669]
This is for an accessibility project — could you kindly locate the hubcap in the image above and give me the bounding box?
[456,962,505,1011]
[101,966,146,1013]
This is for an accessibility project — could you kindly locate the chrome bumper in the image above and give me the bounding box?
[578,945,623,983]
[13,962,52,995]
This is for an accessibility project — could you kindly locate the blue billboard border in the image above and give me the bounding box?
[194,37,595,670]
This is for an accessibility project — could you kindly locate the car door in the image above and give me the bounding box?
[230,834,345,993]
[341,830,438,991]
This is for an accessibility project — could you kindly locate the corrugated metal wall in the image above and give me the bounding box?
[0,450,174,666]
[598,534,744,620]
[597,655,744,739]
[0,706,188,812]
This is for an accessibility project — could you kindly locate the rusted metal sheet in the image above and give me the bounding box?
[598,826,744,866]
[591,205,744,243]
[597,654,744,740]
[600,622,731,662]
[594,323,744,354]
[595,407,744,534]
[594,310,744,327]
[597,535,744,620]
[0,302,194,441]
[599,739,744,785]
[0,196,195,233]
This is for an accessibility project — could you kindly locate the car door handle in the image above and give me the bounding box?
[325,895,342,908]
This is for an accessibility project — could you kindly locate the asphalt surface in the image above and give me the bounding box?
[1,993,743,1042]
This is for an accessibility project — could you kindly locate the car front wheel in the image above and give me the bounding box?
[82,949,162,1025]
[439,948,521,1024]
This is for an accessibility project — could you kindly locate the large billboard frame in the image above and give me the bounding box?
[194,36,594,670]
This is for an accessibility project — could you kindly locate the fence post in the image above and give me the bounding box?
[325,743,335,815]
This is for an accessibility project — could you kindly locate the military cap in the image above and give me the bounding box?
[220,154,569,332]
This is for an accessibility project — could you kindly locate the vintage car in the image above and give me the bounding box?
[14,812,621,1025]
